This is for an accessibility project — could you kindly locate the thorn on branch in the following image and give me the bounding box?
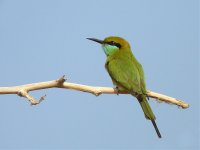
[57,75,66,85]
[92,88,102,96]
[38,94,46,104]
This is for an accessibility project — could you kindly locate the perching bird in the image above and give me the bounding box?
[87,36,161,138]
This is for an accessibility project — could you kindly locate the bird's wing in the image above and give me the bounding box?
[105,58,143,94]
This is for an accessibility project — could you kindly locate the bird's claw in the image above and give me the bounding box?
[146,94,150,100]
[115,86,120,95]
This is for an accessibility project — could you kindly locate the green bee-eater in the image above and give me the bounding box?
[87,36,161,138]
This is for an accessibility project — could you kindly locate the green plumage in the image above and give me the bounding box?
[87,36,161,138]
[105,46,155,120]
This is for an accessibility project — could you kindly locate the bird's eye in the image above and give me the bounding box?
[107,41,121,48]
[109,41,117,46]
[110,41,115,45]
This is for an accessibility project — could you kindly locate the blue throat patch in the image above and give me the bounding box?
[102,44,119,56]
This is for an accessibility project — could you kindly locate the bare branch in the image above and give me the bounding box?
[0,76,189,108]
[17,89,39,105]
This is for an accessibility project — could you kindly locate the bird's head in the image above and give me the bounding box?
[87,36,131,56]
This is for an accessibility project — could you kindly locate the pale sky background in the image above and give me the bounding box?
[0,0,199,149]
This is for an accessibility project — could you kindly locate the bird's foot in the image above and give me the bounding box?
[114,86,120,95]
[146,94,150,100]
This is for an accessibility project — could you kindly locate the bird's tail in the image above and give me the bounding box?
[137,94,162,138]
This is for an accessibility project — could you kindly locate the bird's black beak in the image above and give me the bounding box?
[86,38,104,44]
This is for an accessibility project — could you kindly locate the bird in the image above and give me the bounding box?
[87,36,161,138]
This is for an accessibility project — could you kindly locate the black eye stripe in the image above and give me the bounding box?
[107,41,121,48]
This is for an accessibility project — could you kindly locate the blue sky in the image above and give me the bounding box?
[0,0,199,149]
